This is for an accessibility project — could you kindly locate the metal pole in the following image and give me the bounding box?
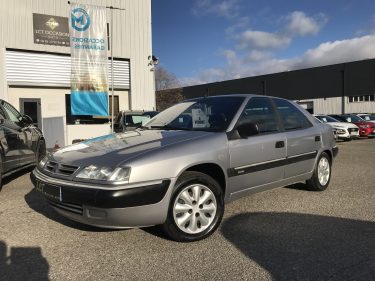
[110,6,114,133]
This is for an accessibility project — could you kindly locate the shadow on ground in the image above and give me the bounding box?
[24,188,115,232]
[221,212,375,281]
[0,240,50,281]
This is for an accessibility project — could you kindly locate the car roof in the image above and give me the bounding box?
[188,93,293,100]
[120,110,158,114]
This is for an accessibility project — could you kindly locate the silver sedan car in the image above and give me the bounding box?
[31,94,338,241]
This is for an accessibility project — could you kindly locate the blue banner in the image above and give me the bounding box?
[71,91,108,116]
[69,4,109,116]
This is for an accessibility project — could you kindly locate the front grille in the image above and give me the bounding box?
[44,161,78,176]
[47,199,83,215]
[348,128,359,133]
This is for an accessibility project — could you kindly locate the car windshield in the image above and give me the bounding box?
[144,96,245,132]
[316,115,339,123]
[345,115,363,122]
[360,115,375,121]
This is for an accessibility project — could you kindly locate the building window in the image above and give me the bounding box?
[65,94,119,125]
[348,94,375,103]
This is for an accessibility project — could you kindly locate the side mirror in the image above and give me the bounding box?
[22,114,33,125]
[237,121,259,138]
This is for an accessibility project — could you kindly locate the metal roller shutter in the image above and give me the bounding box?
[5,49,130,89]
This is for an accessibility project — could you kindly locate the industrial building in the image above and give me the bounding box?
[181,59,375,115]
[0,0,155,148]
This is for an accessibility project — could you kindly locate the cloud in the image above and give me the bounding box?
[192,0,240,19]
[285,11,327,36]
[235,11,326,50]
[237,30,291,50]
[180,35,375,86]
[245,50,273,62]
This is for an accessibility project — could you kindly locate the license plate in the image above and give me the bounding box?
[350,131,357,135]
[36,181,62,202]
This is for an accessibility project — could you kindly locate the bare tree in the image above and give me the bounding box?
[156,88,185,111]
[154,66,180,91]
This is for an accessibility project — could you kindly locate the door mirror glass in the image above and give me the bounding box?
[237,121,259,138]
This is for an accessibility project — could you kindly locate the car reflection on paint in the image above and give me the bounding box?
[31,94,337,242]
[0,99,46,189]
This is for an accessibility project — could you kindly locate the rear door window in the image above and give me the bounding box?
[273,99,312,131]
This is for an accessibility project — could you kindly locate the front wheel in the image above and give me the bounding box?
[306,152,332,191]
[162,171,224,242]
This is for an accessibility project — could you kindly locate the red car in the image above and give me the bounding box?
[329,114,375,138]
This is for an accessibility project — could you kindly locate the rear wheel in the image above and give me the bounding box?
[162,171,224,242]
[306,152,331,191]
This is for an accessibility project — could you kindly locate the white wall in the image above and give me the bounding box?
[299,97,375,114]
[8,87,129,147]
[0,0,154,109]
[311,97,342,114]
[66,124,111,145]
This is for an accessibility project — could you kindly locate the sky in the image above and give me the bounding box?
[152,0,375,87]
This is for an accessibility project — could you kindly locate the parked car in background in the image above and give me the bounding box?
[0,99,46,189]
[113,110,159,132]
[314,114,359,141]
[329,114,375,138]
[32,94,337,242]
[356,114,375,123]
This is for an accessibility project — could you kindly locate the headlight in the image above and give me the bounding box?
[75,165,130,183]
[38,156,48,168]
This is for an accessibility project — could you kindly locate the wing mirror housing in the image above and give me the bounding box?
[237,121,259,138]
[228,120,260,140]
[22,114,33,125]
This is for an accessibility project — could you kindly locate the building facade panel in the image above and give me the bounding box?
[181,59,375,115]
[0,0,154,147]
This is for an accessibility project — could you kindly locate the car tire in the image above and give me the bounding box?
[36,139,46,165]
[306,152,332,191]
[161,171,224,242]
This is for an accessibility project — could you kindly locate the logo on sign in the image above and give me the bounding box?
[71,8,90,31]
[46,17,59,30]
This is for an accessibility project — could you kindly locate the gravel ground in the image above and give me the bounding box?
[0,139,374,281]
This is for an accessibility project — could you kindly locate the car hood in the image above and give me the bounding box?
[51,130,216,167]
[327,122,358,129]
[353,121,375,127]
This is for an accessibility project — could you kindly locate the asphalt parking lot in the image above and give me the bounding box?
[0,139,374,281]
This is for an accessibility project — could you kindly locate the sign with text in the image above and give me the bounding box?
[33,13,70,47]
[69,4,109,116]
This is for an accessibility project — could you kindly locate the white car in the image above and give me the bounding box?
[356,114,375,123]
[315,115,359,141]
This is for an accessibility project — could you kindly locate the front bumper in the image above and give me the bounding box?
[359,128,375,137]
[30,168,173,228]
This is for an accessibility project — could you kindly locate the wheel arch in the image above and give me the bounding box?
[179,163,227,195]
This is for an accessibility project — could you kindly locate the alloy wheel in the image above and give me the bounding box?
[173,184,217,234]
[317,156,330,186]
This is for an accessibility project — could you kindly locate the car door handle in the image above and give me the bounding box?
[275,141,285,148]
